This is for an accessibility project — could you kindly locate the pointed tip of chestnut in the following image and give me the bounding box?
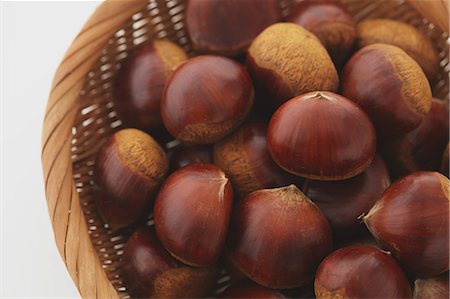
[94,128,168,229]
[315,245,412,299]
[154,163,233,266]
[228,185,332,289]
[122,227,220,298]
[161,55,254,144]
[364,171,449,277]
[267,91,376,180]
[342,43,432,139]
[112,40,187,131]
[247,23,339,110]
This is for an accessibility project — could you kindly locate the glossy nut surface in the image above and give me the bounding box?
[342,44,432,139]
[267,91,376,180]
[414,273,449,299]
[218,280,285,298]
[122,227,220,298]
[214,120,300,198]
[382,99,449,177]
[356,19,440,82]
[287,0,356,68]
[168,143,212,172]
[162,55,254,144]
[185,0,281,55]
[94,129,168,229]
[154,163,233,266]
[247,23,339,110]
[315,245,412,298]
[303,154,390,237]
[364,171,449,277]
[228,185,332,289]
[112,40,187,131]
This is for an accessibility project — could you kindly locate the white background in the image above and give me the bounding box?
[1,2,101,298]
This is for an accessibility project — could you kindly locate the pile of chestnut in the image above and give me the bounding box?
[93,0,449,298]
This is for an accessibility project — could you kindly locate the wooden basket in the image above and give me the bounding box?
[42,0,449,298]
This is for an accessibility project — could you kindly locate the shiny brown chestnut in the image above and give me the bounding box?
[185,0,281,55]
[167,143,212,172]
[161,55,254,144]
[154,163,233,266]
[112,40,187,131]
[228,185,332,289]
[356,19,440,82]
[247,23,339,110]
[218,280,285,298]
[315,245,412,298]
[381,99,449,178]
[441,143,449,177]
[287,0,356,68]
[364,171,449,277]
[303,154,390,237]
[122,227,220,298]
[342,44,432,139]
[213,120,300,198]
[414,272,449,299]
[95,129,168,229]
[267,91,376,180]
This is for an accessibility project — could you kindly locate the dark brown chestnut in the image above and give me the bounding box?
[185,0,281,55]
[122,227,220,298]
[356,19,440,82]
[154,163,233,266]
[364,171,449,277]
[161,55,254,144]
[441,143,449,177]
[95,129,168,229]
[213,120,301,198]
[112,40,187,131]
[247,23,339,110]
[315,245,412,298]
[381,99,449,178]
[287,0,356,68]
[303,154,390,237]
[167,142,212,172]
[342,44,432,139]
[267,91,376,180]
[228,185,332,289]
[414,272,449,299]
[218,280,285,298]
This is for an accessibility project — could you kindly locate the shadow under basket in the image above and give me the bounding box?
[42,0,449,298]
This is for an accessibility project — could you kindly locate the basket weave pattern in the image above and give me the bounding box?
[42,0,449,298]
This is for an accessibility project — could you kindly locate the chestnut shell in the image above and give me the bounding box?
[364,171,449,277]
[315,245,412,298]
[267,91,376,180]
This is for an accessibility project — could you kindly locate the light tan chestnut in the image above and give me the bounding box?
[247,23,339,110]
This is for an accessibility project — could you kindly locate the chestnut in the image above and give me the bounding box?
[185,0,281,55]
[213,120,300,198]
[112,40,187,131]
[315,245,412,298]
[414,272,449,299]
[381,98,449,178]
[161,55,254,144]
[167,142,212,172]
[247,23,339,110]
[94,129,168,229]
[303,154,390,237]
[356,19,440,82]
[154,163,233,266]
[364,171,449,277]
[441,143,449,177]
[228,185,332,289]
[122,227,220,298]
[287,0,356,68]
[267,91,376,180]
[342,43,432,139]
[218,280,285,298]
